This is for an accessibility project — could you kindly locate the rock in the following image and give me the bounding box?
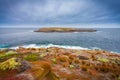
[78,55,89,60]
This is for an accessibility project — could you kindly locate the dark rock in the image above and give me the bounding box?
[78,56,89,60]
[18,60,31,73]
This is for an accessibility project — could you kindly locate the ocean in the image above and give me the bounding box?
[0,28,120,53]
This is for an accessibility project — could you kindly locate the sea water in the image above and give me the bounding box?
[0,28,120,53]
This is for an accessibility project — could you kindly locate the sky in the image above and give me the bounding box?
[0,0,120,28]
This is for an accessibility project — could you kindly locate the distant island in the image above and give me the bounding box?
[34,27,97,32]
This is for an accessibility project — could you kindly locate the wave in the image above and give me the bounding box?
[91,47,102,50]
[110,51,119,54]
[91,47,119,54]
[10,44,89,50]
[1,44,119,54]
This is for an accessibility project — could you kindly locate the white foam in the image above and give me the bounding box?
[10,44,89,50]
[110,51,119,54]
[5,44,120,54]
[91,47,102,50]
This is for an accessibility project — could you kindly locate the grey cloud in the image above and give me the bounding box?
[2,0,119,25]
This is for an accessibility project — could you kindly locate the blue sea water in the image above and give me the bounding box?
[0,28,120,53]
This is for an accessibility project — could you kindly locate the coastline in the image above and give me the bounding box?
[0,46,120,80]
[8,44,120,54]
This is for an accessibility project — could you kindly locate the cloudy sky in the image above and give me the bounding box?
[0,0,120,28]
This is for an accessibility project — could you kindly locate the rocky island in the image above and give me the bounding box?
[0,47,120,80]
[35,27,97,32]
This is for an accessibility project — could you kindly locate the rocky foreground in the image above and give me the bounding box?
[35,27,97,32]
[0,47,120,80]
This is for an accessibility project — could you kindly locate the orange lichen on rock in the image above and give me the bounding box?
[0,47,120,80]
[26,61,59,80]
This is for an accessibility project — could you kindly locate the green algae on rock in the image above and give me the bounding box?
[24,54,39,61]
[0,57,21,71]
[0,47,119,80]
[97,58,109,63]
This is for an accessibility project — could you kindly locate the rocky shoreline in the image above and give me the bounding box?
[0,47,120,80]
[35,27,97,32]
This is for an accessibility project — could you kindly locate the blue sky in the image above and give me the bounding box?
[0,0,120,28]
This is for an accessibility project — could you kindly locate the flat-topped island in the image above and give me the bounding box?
[35,27,97,32]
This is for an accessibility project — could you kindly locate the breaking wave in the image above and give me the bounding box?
[10,44,89,50]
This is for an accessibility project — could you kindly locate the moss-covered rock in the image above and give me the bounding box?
[40,53,47,58]
[24,54,39,61]
[97,58,109,63]
[0,57,21,71]
[0,51,18,62]
[51,58,57,64]
[69,65,74,68]
[6,50,17,55]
